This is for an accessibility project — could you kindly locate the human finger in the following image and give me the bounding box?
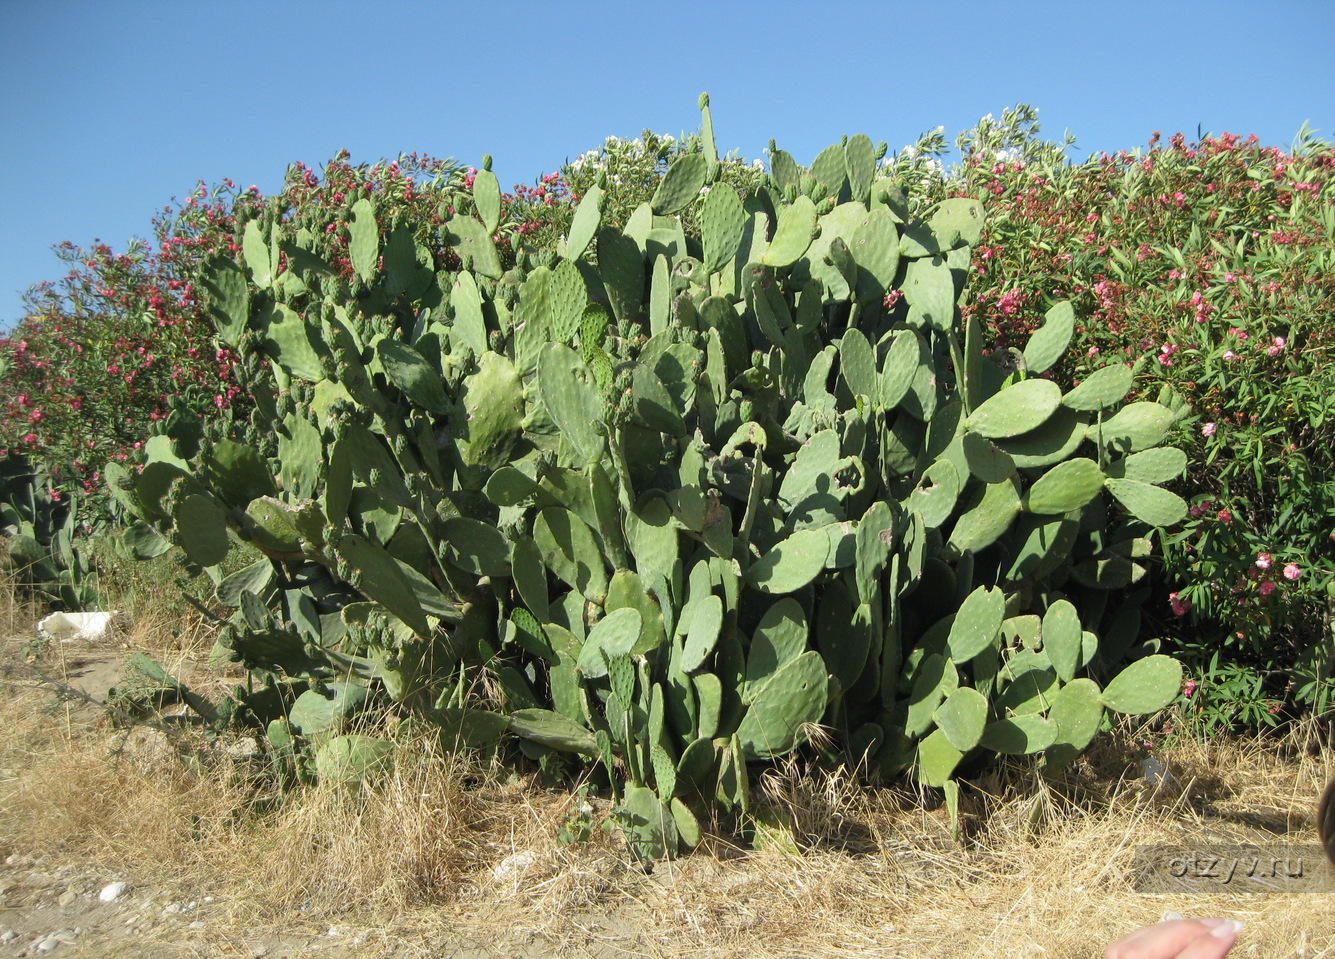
[1104,919,1242,959]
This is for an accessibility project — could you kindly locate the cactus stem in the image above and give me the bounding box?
[737,451,769,558]
[700,92,719,171]
[610,429,638,510]
[945,329,971,416]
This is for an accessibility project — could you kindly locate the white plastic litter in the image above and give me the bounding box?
[37,611,119,642]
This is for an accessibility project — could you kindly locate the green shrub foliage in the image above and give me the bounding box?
[105,99,1186,856]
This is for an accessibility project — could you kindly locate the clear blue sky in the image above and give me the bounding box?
[2,0,1332,330]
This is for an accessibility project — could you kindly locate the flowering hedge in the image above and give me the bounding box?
[0,178,261,516]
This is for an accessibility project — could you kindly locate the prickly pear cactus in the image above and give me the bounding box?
[120,95,1189,854]
[0,456,101,609]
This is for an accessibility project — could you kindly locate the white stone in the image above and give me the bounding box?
[225,737,261,760]
[491,850,537,881]
[98,882,130,903]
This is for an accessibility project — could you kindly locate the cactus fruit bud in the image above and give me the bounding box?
[482,154,493,172]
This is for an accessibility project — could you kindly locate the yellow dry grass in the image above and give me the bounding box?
[3,581,1334,958]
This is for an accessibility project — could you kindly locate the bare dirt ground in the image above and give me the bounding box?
[5,616,1335,959]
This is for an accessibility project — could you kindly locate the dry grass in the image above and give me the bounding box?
[4,580,1335,958]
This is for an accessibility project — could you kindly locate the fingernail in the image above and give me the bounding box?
[1209,920,1245,938]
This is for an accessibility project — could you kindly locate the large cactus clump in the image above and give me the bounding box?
[114,96,1188,856]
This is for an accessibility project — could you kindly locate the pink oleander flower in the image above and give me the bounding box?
[1181,679,1198,698]
[1284,563,1301,581]
[1267,336,1286,357]
[996,290,1024,315]
[1256,552,1272,569]
[1202,422,1216,437]
[1259,580,1276,597]
[1169,591,1191,616]
[1217,509,1232,524]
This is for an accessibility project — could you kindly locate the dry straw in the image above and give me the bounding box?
[4,595,1335,957]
